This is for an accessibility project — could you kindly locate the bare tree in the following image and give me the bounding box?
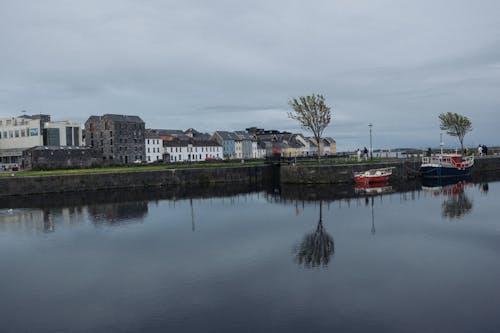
[438,112,472,152]
[288,94,332,161]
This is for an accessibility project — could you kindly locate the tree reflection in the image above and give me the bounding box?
[294,201,334,268]
[442,192,473,219]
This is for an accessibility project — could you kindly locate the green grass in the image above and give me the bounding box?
[290,157,402,166]
[0,161,266,177]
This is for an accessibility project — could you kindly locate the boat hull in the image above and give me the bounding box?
[354,175,390,183]
[419,166,472,178]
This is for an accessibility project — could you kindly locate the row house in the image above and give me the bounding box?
[85,114,145,164]
[212,131,242,159]
[145,130,163,163]
[163,139,222,162]
[235,131,258,159]
[308,137,337,156]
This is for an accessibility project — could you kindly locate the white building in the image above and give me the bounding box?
[145,131,163,163]
[0,114,82,166]
[163,140,222,162]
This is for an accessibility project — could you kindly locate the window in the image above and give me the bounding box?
[21,129,25,137]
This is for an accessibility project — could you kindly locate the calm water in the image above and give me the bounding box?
[1,179,499,333]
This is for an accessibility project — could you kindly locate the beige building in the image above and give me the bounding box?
[0,114,82,166]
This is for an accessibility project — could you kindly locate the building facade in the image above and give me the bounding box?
[145,130,163,163]
[0,114,82,167]
[85,114,145,164]
[22,146,100,170]
[212,131,242,159]
[163,140,222,162]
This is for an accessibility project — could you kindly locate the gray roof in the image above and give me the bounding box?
[235,131,256,141]
[25,146,93,151]
[150,129,185,136]
[88,114,144,123]
[104,114,144,123]
[214,131,241,141]
[145,129,161,139]
[163,139,221,147]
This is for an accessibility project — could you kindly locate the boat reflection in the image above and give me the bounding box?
[294,201,335,268]
[355,181,394,196]
[421,178,473,219]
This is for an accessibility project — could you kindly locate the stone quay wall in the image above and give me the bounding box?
[280,156,500,184]
[0,165,269,197]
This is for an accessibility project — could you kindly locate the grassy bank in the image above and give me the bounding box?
[0,157,408,178]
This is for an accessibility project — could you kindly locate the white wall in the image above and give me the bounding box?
[145,138,163,162]
[0,117,43,150]
[164,144,223,162]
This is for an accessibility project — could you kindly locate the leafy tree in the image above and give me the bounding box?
[438,112,472,152]
[288,94,332,161]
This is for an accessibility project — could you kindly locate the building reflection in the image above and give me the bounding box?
[294,201,335,268]
[88,201,148,225]
[0,206,85,234]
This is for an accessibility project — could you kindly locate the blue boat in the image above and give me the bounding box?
[419,153,474,178]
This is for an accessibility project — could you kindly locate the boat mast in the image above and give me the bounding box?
[440,133,444,155]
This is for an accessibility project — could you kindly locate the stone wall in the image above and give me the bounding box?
[22,146,101,170]
[279,156,500,184]
[0,165,269,197]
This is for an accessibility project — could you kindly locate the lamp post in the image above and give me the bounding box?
[368,123,373,160]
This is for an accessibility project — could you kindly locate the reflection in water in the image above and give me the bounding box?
[442,192,473,219]
[422,179,474,220]
[89,201,148,225]
[355,182,393,196]
[294,201,335,268]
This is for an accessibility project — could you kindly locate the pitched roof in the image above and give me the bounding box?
[150,129,185,136]
[214,131,241,140]
[102,114,144,123]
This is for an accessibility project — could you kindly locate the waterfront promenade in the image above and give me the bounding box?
[1,156,500,198]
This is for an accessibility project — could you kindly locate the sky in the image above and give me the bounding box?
[1,0,499,151]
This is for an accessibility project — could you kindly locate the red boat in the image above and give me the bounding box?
[354,167,394,184]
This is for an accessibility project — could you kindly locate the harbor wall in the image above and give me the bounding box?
[279,156,500,184]
[1,156,500,197]
[0,166,269,197]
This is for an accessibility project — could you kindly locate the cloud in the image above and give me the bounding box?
[1,0,499,150]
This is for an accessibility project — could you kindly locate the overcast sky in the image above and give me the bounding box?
[1,0,499,150]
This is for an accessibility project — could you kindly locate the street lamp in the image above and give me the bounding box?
[368,123,373,160]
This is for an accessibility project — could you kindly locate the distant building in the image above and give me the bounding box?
[22,146,100,170]
[85,114,145,164]
[235,131,258,159]
[212,131,242,159]
[324,137,337,154]
[163,139,222,162]
[0,114,82,167]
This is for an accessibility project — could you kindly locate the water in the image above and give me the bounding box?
[0,178,499,333]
